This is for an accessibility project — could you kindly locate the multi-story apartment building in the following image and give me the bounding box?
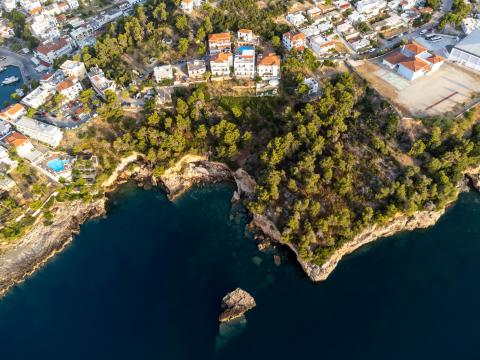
[282,31,306,52]
[234,46,255,79]
[257,53,281,80]
[209,52,232,77]
[35,36,74,64]
[87,66,117,100]
[13,117,63,147]
[208,32,231,54]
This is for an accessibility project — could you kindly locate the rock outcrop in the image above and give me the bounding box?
[160,155,233,200]
[219,288,256,323]
[0,199,106,297]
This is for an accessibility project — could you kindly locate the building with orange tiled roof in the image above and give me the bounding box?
[208,32,231,54]
[257,53,281,80]
[282,31,306,52]
[209,52,233,77]
[0,103,27,122]
[234,46,256,79]
[180,0,194,12]
[382,40,445,80]
[5,131,29,148]
[55,77,83,102]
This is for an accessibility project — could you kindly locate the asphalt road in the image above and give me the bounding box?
[0,47,40,81]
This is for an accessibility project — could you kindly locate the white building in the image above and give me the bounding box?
[286,12,307,27]
[462,18,480,35]
[384,41,445,80]
[13,117,63,147]
[66,0,79,10]
[209,52,232,77]
[21,86,53,109]
[347,10,366,23]
[234,46,255,79]
[69,24,95,48]
[87,66,116,100]
[449,30,480,72]
[0,145,17,171]
[355,0,387,17]
[208,32,231,54]
[237,29,255,44]
[282,32,307,51]
[28,13,60,41]
[305,77,319,94]
[257,53,281,80]
[309,35,336,56]
[60,60,87,80]
[186,60,206,79]
[4,131,40,161]
[56,78,83,102]
[153,65,173,82]
[2,0,16,12]
[35,36,74,64]
[0,103,27,122]
[180,0,193,12]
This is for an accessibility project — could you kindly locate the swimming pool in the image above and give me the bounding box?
[47,159,69,172]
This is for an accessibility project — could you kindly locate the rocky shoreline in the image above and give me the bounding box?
[1,154,479,297]
[0,154,247,297]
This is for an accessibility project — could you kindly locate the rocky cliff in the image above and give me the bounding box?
[159,155,233,200]
[0,199,106,297]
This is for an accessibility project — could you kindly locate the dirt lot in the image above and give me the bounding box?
[353,60,480,117]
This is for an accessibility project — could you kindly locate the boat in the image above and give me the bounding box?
[2,76,19,85]
[0,66,6,73]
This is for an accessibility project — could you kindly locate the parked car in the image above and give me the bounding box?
[420,29,428,35]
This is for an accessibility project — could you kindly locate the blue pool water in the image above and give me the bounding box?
[47,158,68,172]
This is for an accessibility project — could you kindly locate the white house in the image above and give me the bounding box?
[257,53,281,80]
[4,131,37,160]
[88,66,116,100]
[0,103,27,122]
[282,31,306,51]
[66,0,79,10]
[56,78,83,102]
[2,0,16,12]
[35,36,74,64]
[28,13,60,41]
[60,60,87,80]
[180,0,193,12]
[355,0,387,17]
[13,117,63,147]
[153,65,174,82]
[449,30,480,72]
[69,24,95,48]
[0,145,18,171]
[21,86,53,109]
[187,60,206,79]
[286,12,307,27]
[234,46,255,79]
[208,32,231,54]
[309,35,336,56]
[237,29,256,44]
[209,52,232,77]
[304,77,319,94]
[348,10,366,23]
[462,18,480,35]
[384,41,445,80]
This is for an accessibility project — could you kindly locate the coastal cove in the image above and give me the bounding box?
[2,183,480,359]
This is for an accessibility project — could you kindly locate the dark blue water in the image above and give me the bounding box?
[0,66,23,106]
[1,183,480,360]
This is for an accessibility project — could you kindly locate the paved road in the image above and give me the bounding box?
[0,47,40,82]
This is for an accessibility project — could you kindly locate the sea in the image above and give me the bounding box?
[0,65,24,107]
[1,182,480,360]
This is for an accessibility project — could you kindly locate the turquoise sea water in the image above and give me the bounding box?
[1,183,480,359]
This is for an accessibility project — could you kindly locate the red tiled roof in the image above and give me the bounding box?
[36,37,69,55]
[426,54,444,64]
[399,58,430,72]
[208,32,230,42]
[5,131,28,148]
[403,41,427,55]
[258,53,281,66]
[384,50,410,65]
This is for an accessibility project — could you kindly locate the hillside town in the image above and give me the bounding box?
[0,0,478,252]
